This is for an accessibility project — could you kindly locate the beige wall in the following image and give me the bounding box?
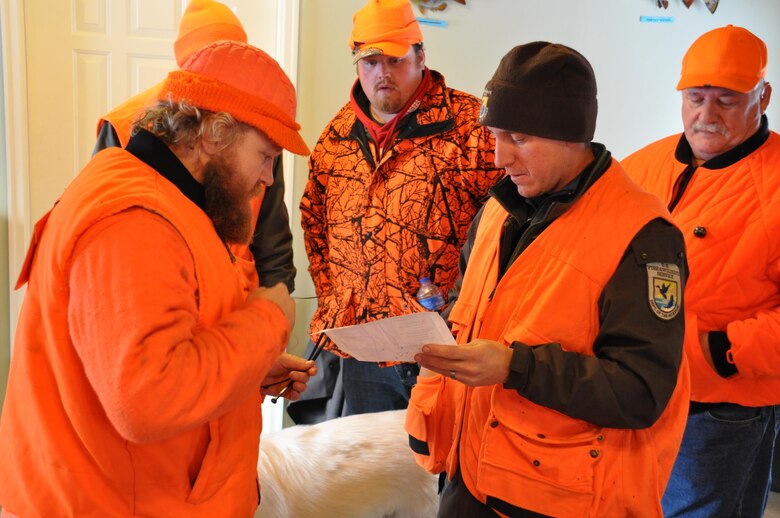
[294,0,780,161]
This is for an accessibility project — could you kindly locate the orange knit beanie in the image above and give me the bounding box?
[174,0,248,67]
[161,41,309,155]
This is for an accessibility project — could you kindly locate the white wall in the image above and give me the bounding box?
[296,0,780,162]
[290,0,780,327]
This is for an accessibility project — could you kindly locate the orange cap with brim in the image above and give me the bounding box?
[161,41,310,155]
[677,24,767,93]
[349,0,423,64]
[174,0,248,67]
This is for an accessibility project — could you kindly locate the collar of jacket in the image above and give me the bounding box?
[674,114,770,169]
[126,129,206,210]
[487,143,612,280]
[347,68,456,143]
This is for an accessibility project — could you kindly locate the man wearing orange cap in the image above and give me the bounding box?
[96,0,298,298]
[622,25,779,517]
[295,0,503,421]
[0,41,314,516]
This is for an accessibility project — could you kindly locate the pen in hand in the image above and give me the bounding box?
[270,331,328,404]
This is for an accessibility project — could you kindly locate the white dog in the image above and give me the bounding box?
[255,409,439,518]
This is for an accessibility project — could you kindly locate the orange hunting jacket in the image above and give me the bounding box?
[301,70,503,349]
[0,148,289,516]
[622,125,780,405]
[406,162,690,517]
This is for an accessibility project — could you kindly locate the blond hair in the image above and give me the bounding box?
[133,97,245,150]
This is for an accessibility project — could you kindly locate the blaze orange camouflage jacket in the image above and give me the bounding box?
[301,70,504,355]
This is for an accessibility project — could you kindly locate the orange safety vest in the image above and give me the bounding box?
[622,131,780,405]
[98,83,162,148]
[0,148,284,516]
[98,89,267,292]
[407,161,691,517]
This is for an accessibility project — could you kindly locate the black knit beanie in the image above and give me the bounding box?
[478,42,598,142]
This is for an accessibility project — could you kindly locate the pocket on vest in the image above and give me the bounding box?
[476,411,602,516]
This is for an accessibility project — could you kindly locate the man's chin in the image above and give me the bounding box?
[220,228,254,246]
[374,97,403,115]
[691,140,728,160]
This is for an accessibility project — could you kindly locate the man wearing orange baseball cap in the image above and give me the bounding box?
[622,25,778,517]
[0,41,314,516]
[292,0,503,423]
[96,0,298,301]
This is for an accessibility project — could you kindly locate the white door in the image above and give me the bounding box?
[23,0,286,224]
[6,0,299,431]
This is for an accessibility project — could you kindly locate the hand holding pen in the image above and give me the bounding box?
[261,353,317,402]
[267,328,331,404]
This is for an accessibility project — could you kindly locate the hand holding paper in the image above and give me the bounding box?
[321,312,455,362]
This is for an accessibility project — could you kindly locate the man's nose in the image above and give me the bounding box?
[260,160,275,186]
[375,61,391,77]
[698,99,719,122]
[494,139,511,168]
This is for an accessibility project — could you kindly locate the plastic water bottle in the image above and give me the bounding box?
[416,277,445,311]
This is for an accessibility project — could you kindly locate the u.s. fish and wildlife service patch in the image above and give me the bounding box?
[647,262,681,320]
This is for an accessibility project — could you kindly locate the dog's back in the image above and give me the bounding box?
[256,409,439,518]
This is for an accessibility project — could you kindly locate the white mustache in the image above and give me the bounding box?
[692,122,726,135]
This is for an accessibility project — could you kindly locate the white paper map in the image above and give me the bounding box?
[320,311,456,362]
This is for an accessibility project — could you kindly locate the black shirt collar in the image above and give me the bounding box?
[674,114,770,169]
[126,129,206,210]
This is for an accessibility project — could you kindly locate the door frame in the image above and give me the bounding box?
[1,0,31,352]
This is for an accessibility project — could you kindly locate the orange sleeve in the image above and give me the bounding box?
[300,148,333,300]
[68,208,288,443]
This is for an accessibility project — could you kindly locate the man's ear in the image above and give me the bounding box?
[199,136,221,157]
[760,82,772,113]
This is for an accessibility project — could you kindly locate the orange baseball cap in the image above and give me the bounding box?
[677,25,767,93]
[349,0,423,64]
[161,41,310,155]
[174,0,248,67]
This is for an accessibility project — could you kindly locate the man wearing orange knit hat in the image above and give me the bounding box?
[622,25,779,517]
[97,0,298,299]
[0,41,314,517]
[294,0,503,422]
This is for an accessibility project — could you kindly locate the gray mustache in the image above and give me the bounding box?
[692,122,726,135]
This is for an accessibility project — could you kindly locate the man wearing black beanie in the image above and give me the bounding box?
[405,42,692,517]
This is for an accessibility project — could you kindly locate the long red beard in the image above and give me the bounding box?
[202,154,256,245]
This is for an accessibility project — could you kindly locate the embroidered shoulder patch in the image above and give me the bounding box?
[478,90,490,124]
[647,262,681,320]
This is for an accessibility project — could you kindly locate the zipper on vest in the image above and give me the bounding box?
[223,241,236,263]
[668,164,696,213]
